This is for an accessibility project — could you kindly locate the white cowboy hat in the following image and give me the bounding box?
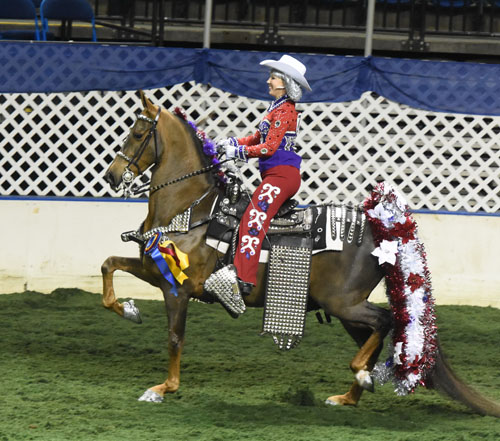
[260,54,312,91]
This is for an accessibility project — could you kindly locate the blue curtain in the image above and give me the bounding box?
[1,41,500,115]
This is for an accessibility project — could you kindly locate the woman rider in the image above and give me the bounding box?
[205,54,312,316]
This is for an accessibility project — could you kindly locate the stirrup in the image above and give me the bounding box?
[204,264,246,318]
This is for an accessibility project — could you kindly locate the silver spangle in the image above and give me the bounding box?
[357,211,366,246]
[262,240,312,350]
[330,203,365,247]
[340,204,346,241]
[203,264,246,316]
[121,208,192,243]
[347,206,357,244]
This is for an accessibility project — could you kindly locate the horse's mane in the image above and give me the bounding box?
[171,109,222,187]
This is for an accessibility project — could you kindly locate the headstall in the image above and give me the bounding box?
[115,107,161,198]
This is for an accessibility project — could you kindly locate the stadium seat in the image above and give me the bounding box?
[431,0,472,7]
[40,0,97,42]
[0,0,40,40]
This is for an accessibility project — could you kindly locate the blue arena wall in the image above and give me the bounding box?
[2,41,500,115]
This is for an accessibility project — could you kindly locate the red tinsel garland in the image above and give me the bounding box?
[364,182,438,395]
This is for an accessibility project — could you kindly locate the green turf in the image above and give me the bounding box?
[0,289,499,440]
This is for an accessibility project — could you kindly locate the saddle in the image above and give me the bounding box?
[205,177,367,262]
[204,176,368,350]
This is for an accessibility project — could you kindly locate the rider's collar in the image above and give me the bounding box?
[267,95,290,113]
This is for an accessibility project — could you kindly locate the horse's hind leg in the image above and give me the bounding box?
[326,301,391,406]
[101,255,158,317]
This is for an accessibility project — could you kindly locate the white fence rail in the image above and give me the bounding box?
[1,84,499,213]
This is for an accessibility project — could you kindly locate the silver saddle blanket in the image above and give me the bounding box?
[205,195,367,263]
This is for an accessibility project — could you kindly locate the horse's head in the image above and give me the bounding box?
[104,91,162,192]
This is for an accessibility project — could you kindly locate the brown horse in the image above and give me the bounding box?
[101,91,500,417]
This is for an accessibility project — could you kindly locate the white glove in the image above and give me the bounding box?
[216,137,247,161]
[224,143,238,159]
[216,138,231,154]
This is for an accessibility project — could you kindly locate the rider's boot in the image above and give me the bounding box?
[204,264,246,318]
[238,279,254,297]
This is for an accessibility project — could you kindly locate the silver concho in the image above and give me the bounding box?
[260,148,268,154]
[122,167,135,184]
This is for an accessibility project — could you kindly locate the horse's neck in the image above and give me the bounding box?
[147,177,213,226]
[145,113,214,228]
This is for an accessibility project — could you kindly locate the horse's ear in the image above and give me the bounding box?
[139,90,148,108]
[138,90,157,113]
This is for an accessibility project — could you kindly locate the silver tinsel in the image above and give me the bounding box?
[372,362,393,386]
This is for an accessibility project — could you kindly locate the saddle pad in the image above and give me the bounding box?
[206,204,344,263]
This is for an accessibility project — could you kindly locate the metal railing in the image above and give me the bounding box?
[87,1,500,49]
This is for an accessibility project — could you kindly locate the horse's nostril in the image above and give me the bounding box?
[104,172,115,188]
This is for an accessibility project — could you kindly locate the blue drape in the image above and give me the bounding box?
[1,41,500,115]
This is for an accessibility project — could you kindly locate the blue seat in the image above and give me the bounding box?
[40,0,97,42]
[0,0,40,40]
[377,0,412,5]
[431,0,472,7]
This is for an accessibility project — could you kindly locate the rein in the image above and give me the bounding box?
[131,157,232,197]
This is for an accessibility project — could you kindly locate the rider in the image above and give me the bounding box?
[205,54,312,314]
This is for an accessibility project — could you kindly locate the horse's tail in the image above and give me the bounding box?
[426,339,500,417]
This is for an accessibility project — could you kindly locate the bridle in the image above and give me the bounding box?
[115,107,161,196]
[113,107,231,199]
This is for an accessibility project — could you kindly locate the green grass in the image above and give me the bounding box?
[0,289,499,440]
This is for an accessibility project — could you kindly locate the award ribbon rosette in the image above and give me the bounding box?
[144,232,189,296]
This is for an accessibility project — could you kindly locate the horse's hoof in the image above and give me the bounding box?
[355,369,374,392]
[123,300,142,324]
[325,398,340,406]
[138,389,163,403]
[325,394,357,406]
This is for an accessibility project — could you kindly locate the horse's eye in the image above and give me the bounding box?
[133,132,144,140]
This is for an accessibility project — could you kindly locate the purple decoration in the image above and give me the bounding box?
[258,200,269,212]
[174,107,225,184]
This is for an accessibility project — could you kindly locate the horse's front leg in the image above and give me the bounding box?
[139,280,190,403]
[101,255,158,319]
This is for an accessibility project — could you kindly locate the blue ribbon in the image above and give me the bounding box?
[144,234,178,297]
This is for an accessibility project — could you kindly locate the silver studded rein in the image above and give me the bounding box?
[131,157,233,197]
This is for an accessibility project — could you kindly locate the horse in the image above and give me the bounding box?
[101,91,500,417]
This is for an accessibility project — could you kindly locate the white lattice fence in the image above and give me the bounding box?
[1,84,499,212]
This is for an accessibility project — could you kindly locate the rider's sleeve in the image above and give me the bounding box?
[237,131,261,146]
[244,105,296,158]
